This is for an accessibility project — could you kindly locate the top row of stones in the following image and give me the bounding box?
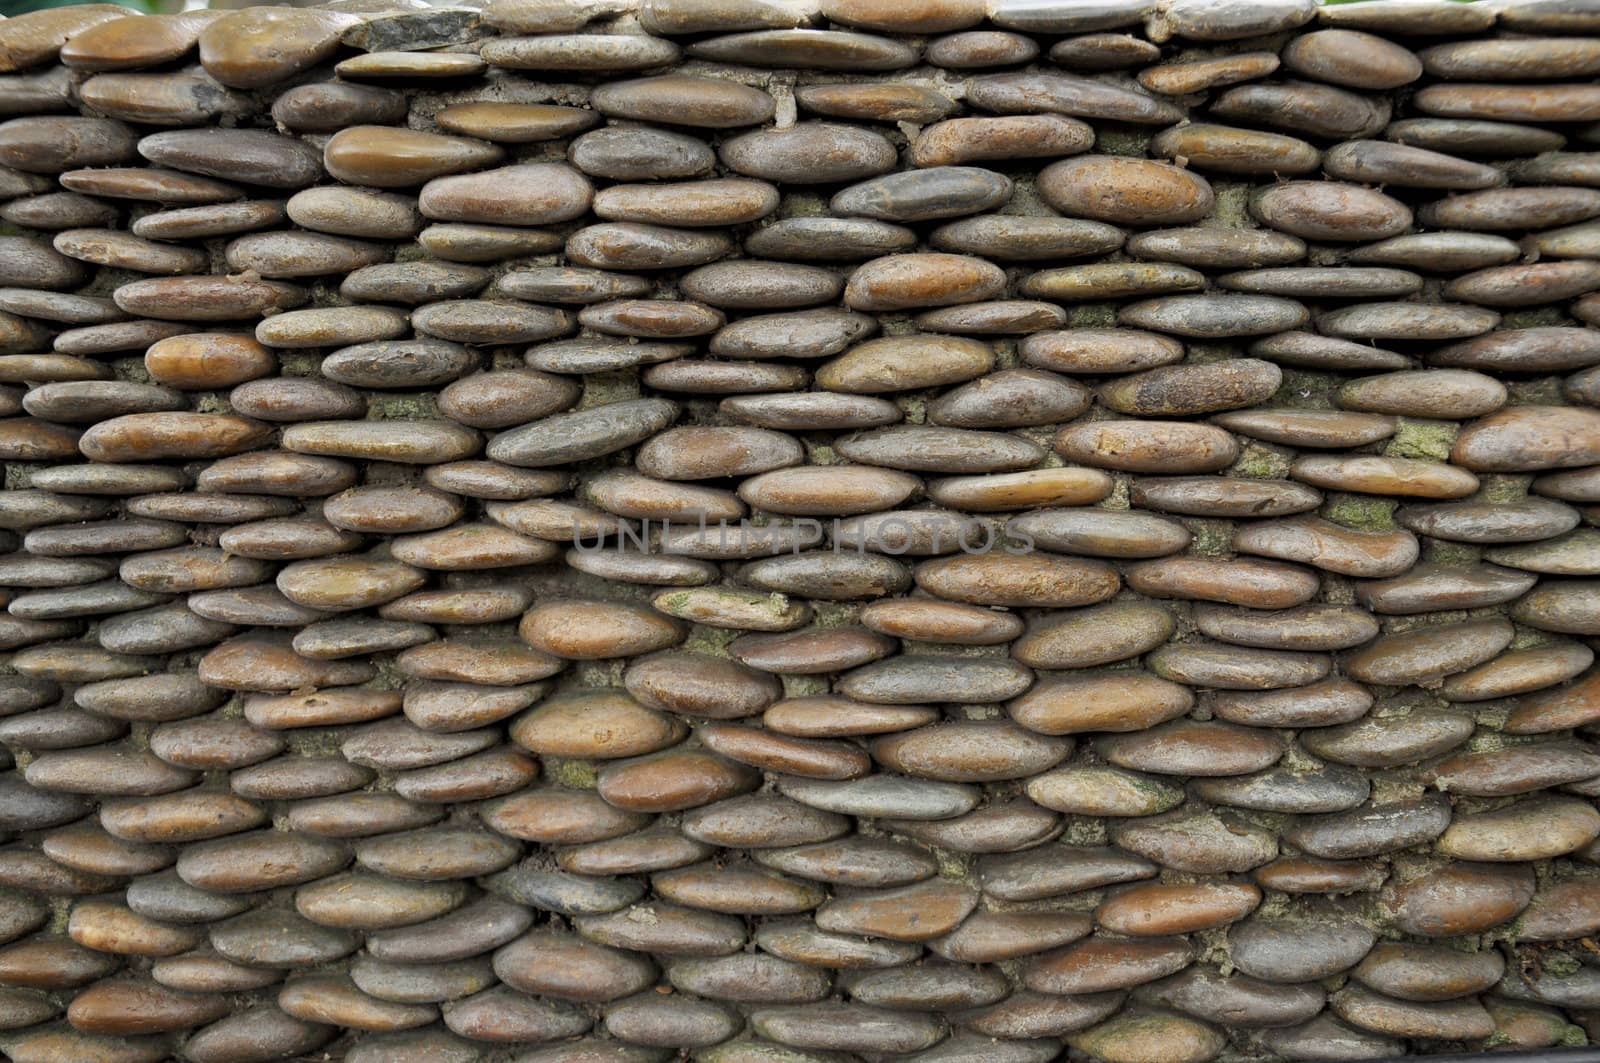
[1,0,1594,81]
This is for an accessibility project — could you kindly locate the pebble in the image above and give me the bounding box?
[1439,797,1600,862]
[1010,672,1190,736]
[1252,181,1412,242]
[1040,155,1213,225]
[911,114,1090,167]
[591,74,774,127]
[198,8,358,89]
[1008,509,1188,558]
[1454,406,1600,472]
[1284,29,1422,88]
[1443,641,1594,703]
[1302,709,1475,769]
[1211,81,1389,141]
[324,127,503,188]
[113,275,305,321]
[139,128,321,189]
[1139,49,1279,94]
[687,29,919,70]
[1120,294,1309,337]
[1151,123,1319,176]
[1354,942,1504,1002]
[751,1003,945,1054]
[832,166,1013,222]
[1345,617,1514,686]
[934,214,1122,261]
[1332,986,1495,1041]
[1381,861,1536,936]
[1055,420,1239,473]
[722,122,896,184]
[1291,454,1479,499]
[969,71,1180,124]
[1235,515,1418,578]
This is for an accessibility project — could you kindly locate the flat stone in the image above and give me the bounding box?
[113,275,305,321]
[1152,123,1318,176]
[0,5,133,73]
[1353,942,1504,1002]
[324,127,503,188]
[271,82,407,132]
[66,978,230,1035]
[591,74,774,127]
[1012,601,1174,668]
[139,128,321,189]
[968,70,1180,125]
[687,28,917,69]
[1332,986,1495,1041]
[199,8,358,88]
[817,333,993,395]
[1284,28,1421,88]
[1301,709,1475,769]
[1229,909,1376,982]
[437,101,597,144]
[1040,155,1212,225]
[1439,797,1600,861]
[1345,618,1514,686]
[1323,139,1501,189]
[846,253,1005,311]
[1212,81,1389,141]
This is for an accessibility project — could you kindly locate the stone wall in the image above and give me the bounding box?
[1,0,1599,1059]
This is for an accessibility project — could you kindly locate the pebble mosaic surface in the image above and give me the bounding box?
[4,0,1600,1059]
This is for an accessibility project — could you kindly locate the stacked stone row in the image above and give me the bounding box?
[2,0,1600,1059]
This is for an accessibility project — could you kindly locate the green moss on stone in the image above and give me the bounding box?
[780,193,827,218]
[1509,377,1565,405]
[811,602,859,628]
[1276,369,1339,410]
[288,728,349,756]
[1386,419,1458,461]
[579,369,640,408]
[1207,183,1254,229]
[1100,476,1131,510]
[935,849,975,883]
[685,625,739,656]
[48,897,72,935]
[1068,302,1117,328]
[1511,627,1559,651]
[1544,951,1583,978]
[1093,127,1152,157]
[576,660,625,687]
[549,758,598,789]
[1063,817,1108,845]
[806,441,839,465]
[1187,519,1233,557]
[1425,539,1482,566]
[1186,343,1238,365]
[897,394,928,425]
[1478,474,1532,503]
[113,357,152,383]
[782,674,830,697]
[1326,494,1398,530]
[1230,444,1291,479]
[368,393,439,420]
[1503,307,1567,328]
[279,353,321,377]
